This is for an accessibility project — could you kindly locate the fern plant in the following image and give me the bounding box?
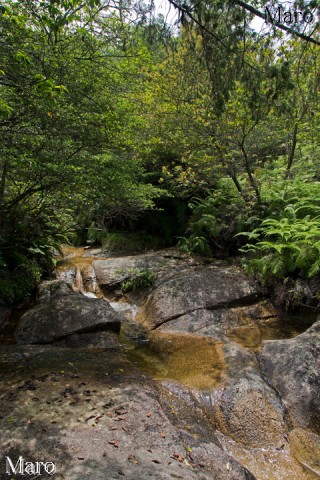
[120,269,157,294]
[178,179,248,257]
[239,215,320,282]
[178,235,211,256]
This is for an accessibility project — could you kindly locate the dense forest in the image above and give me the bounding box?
[0,0,319,306]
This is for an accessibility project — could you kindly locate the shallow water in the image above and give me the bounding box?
[226,313,315,349]
[121,327,226,390]
[3,246,319,480]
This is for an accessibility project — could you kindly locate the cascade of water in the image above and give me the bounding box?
[74,267,84,293]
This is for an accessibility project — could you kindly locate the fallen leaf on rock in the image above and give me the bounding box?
[160,432,166,438]
[108,441,119,448]
[115,408,128,415]
[128,454,138,464]
[171,453,185,463]
[85,415,96,422]
[114,415,126,421]
[146,412,152,417]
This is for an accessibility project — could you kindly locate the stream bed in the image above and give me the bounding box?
[0,246,319,480]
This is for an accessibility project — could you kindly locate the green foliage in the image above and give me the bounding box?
[0,0,319,305]
[98,231,162,253]
[178,179,248,257]
[239,173,320,282]
[0,256,41,305]
[0,0,170,302]
[120,269,157,294]
[178,235,211,256]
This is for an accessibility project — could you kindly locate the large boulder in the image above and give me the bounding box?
[261,317,320,433]
[15,282,121,347]
[93,249,197,289]
[157,300,276,338]
[207,342,287,448]
[0,345,256,480]
[138,266,262,330]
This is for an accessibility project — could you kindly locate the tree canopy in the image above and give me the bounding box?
[0,0,319,305]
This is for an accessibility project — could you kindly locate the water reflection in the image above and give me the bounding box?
[121,328,226,390]
[226,315,316,349]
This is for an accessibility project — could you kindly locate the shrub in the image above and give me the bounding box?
[178,178,249,257]
[233,161,320,283]
[0,257,41,305]
[120,269,157,294]
[239,215,320,282]
[178,235,212,256]
[101,232,162,253]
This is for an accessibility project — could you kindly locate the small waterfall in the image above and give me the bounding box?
[56,260,102,298]
[74,267,84,293]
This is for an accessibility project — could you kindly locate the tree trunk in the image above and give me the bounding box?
[228,169,247,202]
[240,144,261,205]
[285,122,298,179]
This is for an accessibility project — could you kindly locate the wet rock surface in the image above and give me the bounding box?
[261,317,320,433]
[0,346,256,480]
[211,342,286,448]
[289,428,320,476]
[1,247,319,480]
[138,266,262,330]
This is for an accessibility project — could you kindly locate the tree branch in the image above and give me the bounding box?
[167,0,320,46]
[234,1,320,46]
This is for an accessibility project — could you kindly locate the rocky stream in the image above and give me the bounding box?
[0,246,319,480]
